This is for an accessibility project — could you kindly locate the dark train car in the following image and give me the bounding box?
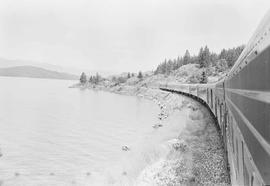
[223,10,270,186]
[160,10,270,186]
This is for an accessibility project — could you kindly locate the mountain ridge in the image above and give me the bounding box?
[0,66,79,80]
[0,57,118,77]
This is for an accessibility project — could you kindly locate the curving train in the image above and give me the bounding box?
[159,10,270,186]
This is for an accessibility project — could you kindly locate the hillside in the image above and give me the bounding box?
[0,66,78,80]
[0,58,117,77]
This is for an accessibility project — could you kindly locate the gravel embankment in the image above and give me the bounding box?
[135,88,231,185]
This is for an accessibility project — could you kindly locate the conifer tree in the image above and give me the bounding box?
[89,76,93,83]
[183,50,191,65]
[93,73,101,84]
[198,46,210,68]
[198,47,204,68]
[79,72,87,84]
[138,71,143,79]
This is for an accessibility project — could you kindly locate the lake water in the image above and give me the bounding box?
[0,77,187,186]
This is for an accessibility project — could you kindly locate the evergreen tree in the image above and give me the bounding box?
[138,71,143,79]
[198,47,204,68]
[210,53,218,65]
[153,44,244,75]
[218,45,244,67]
[162,59,167,74]
[89,76,93,83]
[219,49,227,60]
[203,46,211,67]
[190,55,198,64]
[79,72,87,84]
[127,72,131,79]
[175,56,182,69]
[166,59,174,74]
[198,46,210,68]
[93,73,101,84]
[112,76,117,82]
[183,50,191,65]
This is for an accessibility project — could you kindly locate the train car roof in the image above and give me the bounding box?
[227,10,270,80]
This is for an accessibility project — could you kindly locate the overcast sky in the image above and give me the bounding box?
[0,0,269,72]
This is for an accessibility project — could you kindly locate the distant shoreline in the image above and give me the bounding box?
[0,66,78,80]
[0,75,78,81]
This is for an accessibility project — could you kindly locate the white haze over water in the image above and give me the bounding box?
[0,77,188,185]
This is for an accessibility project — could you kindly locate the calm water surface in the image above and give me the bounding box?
[0,77,185,186]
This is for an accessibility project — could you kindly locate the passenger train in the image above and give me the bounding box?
[160,10,270,186]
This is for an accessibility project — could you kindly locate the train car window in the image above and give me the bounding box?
[224,108,228,134]
[236,138,239,174]
[235,137,238,180]
[232,123,235,154]
[220,104,223,124]
[228,114,231,137]
[242,141,250,186]
[252,173,263,186]
[244,163,250,186]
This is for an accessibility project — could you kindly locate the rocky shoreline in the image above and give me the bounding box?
[137,88,230,185]
[71,83,230,185]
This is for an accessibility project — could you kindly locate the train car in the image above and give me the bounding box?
[160,10,270,186]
